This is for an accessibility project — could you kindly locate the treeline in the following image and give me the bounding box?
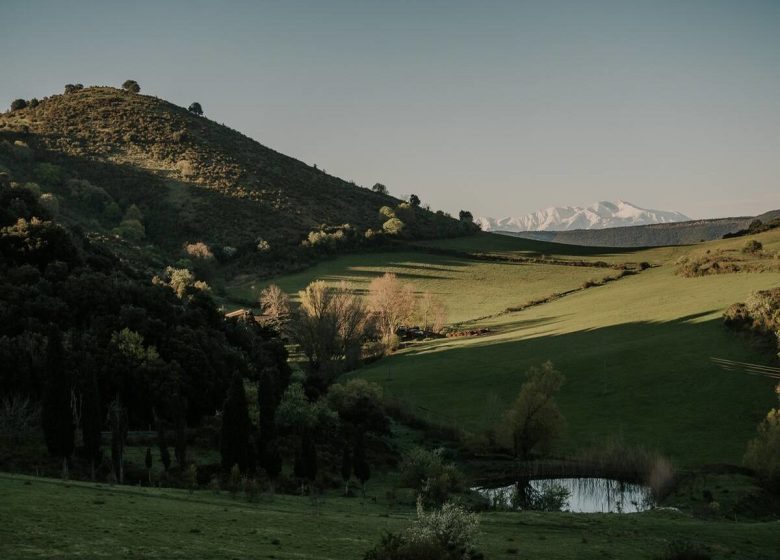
[0,172,289,481]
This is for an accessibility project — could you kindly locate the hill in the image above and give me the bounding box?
[0,86,474,270]
[500,216,762,247]
[256,229,780,466]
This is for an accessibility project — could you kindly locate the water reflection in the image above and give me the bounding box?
[475,477,654,513]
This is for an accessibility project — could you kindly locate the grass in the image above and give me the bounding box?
[259,230,780,466]
[226,251,618,324]
[2,473,779,559]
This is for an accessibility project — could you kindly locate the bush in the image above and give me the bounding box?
[10,99,28,111]
[399,448,464,506]
[363,500,482,560]
[188,102,203,116]
[655,540,711,560]
[742,239,763,254]
[744,408,780,493]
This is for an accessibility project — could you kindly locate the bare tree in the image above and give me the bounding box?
[418,292,448,333]
[259,284,291,331]
[332,282,368,367]
[368,273,416,349]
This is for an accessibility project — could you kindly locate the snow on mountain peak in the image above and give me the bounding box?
[476,201,690,232]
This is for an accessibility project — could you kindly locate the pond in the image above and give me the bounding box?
[475,477,654,513]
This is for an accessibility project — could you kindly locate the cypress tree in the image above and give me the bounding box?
[263,438,282,493]
[220,373,252,471]
[81,373,102,480]
[41,328,74,479]
[353,434,370,497]
[145,447,153,485]
[341,444,352,496]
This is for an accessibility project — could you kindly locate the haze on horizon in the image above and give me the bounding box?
[3,0,779,220]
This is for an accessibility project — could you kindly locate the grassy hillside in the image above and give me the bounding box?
[226,250,619,324]
[0,87,472,264]
[264,230,780,465]
[2,473,778,560]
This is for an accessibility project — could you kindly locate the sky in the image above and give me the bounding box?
[2,0,779,219]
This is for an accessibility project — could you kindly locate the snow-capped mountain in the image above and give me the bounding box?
[476,201,690,232]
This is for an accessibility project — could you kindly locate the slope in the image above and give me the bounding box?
[0,87,470,262]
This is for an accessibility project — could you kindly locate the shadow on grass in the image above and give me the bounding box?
[361,315,778,464]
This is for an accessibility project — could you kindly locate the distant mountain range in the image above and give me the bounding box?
[476,201,690,232]
[493,209,780,248]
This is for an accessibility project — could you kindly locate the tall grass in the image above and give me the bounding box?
[574,437,674,500]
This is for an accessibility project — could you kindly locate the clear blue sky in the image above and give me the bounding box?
[3,0,779,219]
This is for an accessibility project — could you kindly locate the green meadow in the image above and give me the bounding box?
[258,229,780,466]
[2,473,778,560]
[227,251,618,324]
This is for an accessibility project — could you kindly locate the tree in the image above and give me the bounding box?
[409,194,421,207]
[292,281,368,381]
[188,102,204,116]
[353,434,370,497]
[368,273,416,348]
[341,444,352,496]
[220,373,252,471]
[372,183,388,195]
[10,99,27,111]
[744,408,780,493]
[458,210,473,222]
[41,328,74,479]
[107,398,129,483]
[501,362,565,459]
[64,84,83,94]
[382,217,405,236]
[80,373,102,480]
[259,284,291,332]
[122,80,140,93]
[418,292,447,333]
[145,447,153,484]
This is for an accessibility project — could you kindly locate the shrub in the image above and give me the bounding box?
[185,241,214,260]
[382,217,405,235]
[364,500,482,560]
[10,99,27,111]
[188,102,203,116]
[399,448,464,506]
[742,239,763,254]
[744,408,780,493]
[372,183,388,195]
[655,540,711,560]
[28,98,39,108]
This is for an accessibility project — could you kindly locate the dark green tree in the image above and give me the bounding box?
[188,102,204,116]
[145,447,153,484]
[353,434,370,497]
[41,328,74,479]
[122,80,140,93]
[409,194,421,207]
[10,99,27,111]
[220,373,252,471]
[371,183,388,195]
[341,444,352,496]
[107,398,128,483]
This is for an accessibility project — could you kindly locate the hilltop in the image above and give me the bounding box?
[0,86,474,271]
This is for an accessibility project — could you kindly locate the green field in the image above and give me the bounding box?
[227,251,618,324]
[260,230,780,466]
[2,473,778,560]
